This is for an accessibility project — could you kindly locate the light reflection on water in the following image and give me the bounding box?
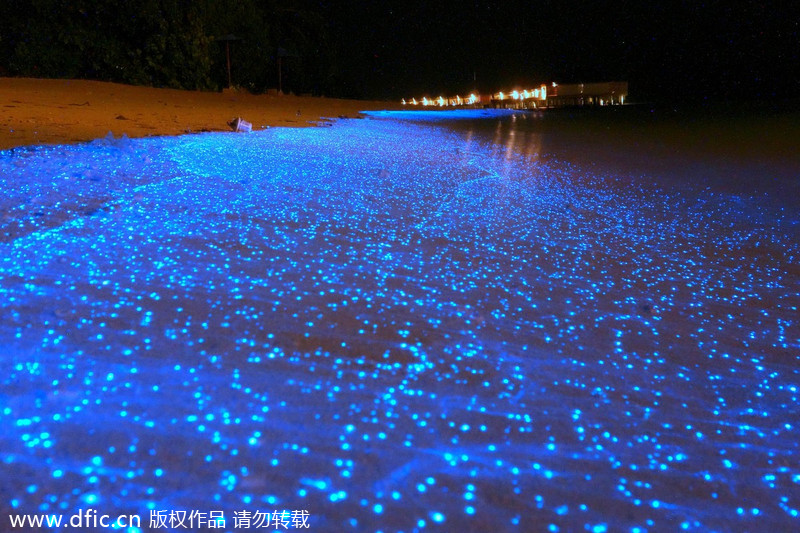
[0,111,798,532]
[376,107,800,203]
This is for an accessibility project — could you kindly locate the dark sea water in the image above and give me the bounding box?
[381,104,800,191]
[1,108,798,532]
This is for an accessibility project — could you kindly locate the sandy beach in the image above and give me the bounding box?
[1,82,798,532]
[0,77,400,150]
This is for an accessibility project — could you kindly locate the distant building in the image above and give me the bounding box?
[402,81,628,109]
[545,81,628,107]
[489,85,549,109]
[490,82,628,109]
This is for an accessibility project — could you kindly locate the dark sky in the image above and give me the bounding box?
[329,1,800,102]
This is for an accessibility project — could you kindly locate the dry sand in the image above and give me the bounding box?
[0,77,400,150]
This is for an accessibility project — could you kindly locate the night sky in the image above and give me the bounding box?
[330,0,800,102]
[1,0,798,103]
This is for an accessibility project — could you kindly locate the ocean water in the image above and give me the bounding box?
[1,109,798,532]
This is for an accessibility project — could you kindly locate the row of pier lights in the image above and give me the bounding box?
[401,81,628,108]
[401,84,551,107]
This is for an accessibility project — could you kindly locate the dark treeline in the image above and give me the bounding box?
[1,1,798,102]
[0,0,343,96]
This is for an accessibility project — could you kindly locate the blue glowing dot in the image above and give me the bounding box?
[329,490,347,502]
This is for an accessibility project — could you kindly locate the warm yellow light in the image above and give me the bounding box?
[401,98,406,105]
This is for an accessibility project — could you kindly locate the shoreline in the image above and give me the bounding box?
[0,77,401,150]
[2,86,798,532]
[1,110,797,531]
[4,77,798,167]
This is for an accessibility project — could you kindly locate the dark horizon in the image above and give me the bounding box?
[331,1,800,104]
[1,0,798,104]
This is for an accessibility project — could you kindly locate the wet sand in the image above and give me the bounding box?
[1,108,798,531]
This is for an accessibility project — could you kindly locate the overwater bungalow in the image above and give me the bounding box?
[402,81,628,109]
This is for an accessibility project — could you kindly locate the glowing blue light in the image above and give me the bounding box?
[0,108,795,533]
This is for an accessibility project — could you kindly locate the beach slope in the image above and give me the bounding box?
[0,77,398,150]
